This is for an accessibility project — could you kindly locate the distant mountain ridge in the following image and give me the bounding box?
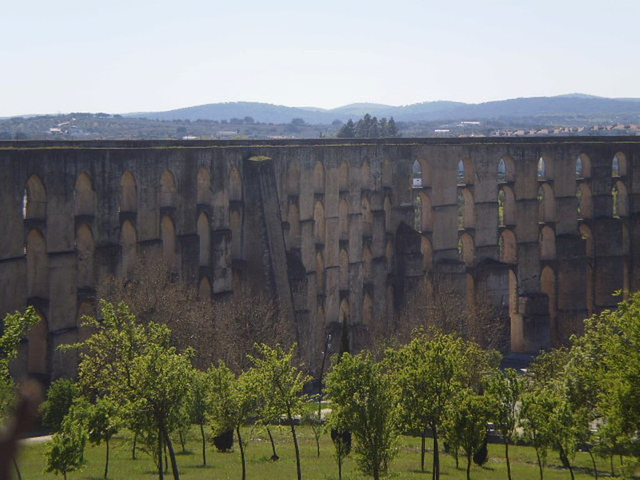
[127,95,640,124]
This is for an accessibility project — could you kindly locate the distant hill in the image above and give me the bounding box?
[127,95,640,124]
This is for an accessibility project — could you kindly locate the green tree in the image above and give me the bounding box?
[86,396,119,480]
[188,369,213,466]
[0,307,40,420]
[443,388,490,480]
[485,368,522,480]
[520,388,554,480]
[326,351,398,480]
[207,361,257,480]
[41,378,79,432]
[45,406,88,480]
[248,344,310,480]
[386,330,465,480]
[71,301,193,480]
[387,117,399,137]
[336,120,355,138]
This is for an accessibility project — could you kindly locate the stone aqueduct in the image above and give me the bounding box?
[1,137,638,380]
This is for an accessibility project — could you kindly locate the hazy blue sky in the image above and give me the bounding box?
[2,0,638,116]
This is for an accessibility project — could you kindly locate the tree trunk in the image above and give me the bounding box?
[421,431,426,472]
[610,455,615,477]
[587,446,598,480]
[161,423,181,480]
[290,421,302,480]
[104,438,110,480]
[338,455,343,480]
[179,431,186,454]
[12,456,22,480]
[534,445,543,480]
[200,424,207,466]
[505,440,511,480]
[432,423,440,480]
[132,432,137,460]
[158,430,164,480]
[267,427,279,460]
[237,426,246,480]
[466,454,472,480]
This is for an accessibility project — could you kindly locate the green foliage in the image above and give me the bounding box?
[41,378,79,432]
[248,343,311,480]
[70,300,194,480]
[443,388,491,480]
[207,361,255,437]
[0,306,40,420]
[336,115,399,138]
[45,404,88,479]
[326,351,398,480]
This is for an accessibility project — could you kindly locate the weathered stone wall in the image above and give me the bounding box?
[1,137,637,380]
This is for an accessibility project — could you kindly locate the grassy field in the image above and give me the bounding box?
[16,425,631,480]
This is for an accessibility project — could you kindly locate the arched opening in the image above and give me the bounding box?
[339,299,350,323]
[316,251,324,293]
[120,220,137,278]
[288,202,301,247]
[361,196,372,237]
[339,249,349,290]
[313,201,325,244]
[160,170,177,208]
[576,154,591,179]
[363,246,372,281]
[229,167,243,202]
[499,229,517,264]
[414,195,422,232]
[197,212,210,266]
[120,171,137,213]
[313,161,325,193]
[457,159,465,185]
[198,276,211,299]
[382,159,393,187]
[338,161,349,192]
[383,196,392,233]
[26,229,47,298]
[230,209,243,259]
[76,224,94,289]
[412,159,423,188]
[497,158,507,183]
[580,224,594,314]
[541,266,557,338]
[161,216,177,270]
[499,155,515,183]
[288,164,300,195]
[498,189,505,227]
[458,233,475,266]
[23,174,46,219]
[197,167,212,205]
[27,311,47,376]
[458,189,475,229]
[537,184,555,223]
[385,239,394,270]
[612,181,628,217]
[537,156,549,181]
[339,199,349,240]
[540,226,556,260]
[74,172,95,216]
[421,236,433,272]
[612,152,627,177]
[363,293,373,325]
[577,183,593,219]
[500,186,516,226]
[361,159,372,190]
